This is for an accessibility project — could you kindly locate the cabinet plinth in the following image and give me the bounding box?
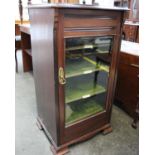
[29,4,127,154]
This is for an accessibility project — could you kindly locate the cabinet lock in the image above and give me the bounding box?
[59,67,66,85]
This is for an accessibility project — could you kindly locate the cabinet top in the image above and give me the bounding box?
[28,3,128,11]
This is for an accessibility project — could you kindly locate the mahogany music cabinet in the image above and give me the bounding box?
[29,4,127,155]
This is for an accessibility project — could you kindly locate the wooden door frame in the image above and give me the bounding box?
[56,9,124,145]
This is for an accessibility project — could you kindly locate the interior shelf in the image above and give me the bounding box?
[65,94,105,126]
[66,56,109,78]
[66,41,111,51]
[65,79,106,104]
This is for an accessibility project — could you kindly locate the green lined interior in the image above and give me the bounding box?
[65,94,104,126]
[65,56,109,78]
[64,36,112,126]
[65,81,106,104]
[65,43,111,51]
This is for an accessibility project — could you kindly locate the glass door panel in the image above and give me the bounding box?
[64,36,113,127]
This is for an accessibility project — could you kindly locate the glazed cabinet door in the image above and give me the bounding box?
[64,36,113,126]
[58,34,119,144]
[56,10,123,144]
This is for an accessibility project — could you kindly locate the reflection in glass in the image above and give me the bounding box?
[65,36,113,126]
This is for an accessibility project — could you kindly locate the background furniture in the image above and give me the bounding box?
[123,20,139,42]
[20,24,32,72]
[115,40,139,128]
[15,24,22,72]
[114,0,129,7]
[114,0,139,22]
[114,0,139,43]
[15,0,30,73]
[18,0,32,23]
[29,3,127,155]
[128,0,139,22]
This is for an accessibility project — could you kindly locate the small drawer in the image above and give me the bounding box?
[63,10,121,30]
[64,17,119,29]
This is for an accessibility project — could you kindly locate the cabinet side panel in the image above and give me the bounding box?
[29,8,58,144]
